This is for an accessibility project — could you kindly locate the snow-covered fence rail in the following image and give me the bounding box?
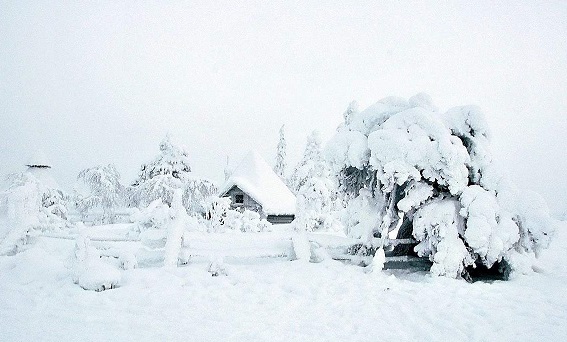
[181,232,293,261]
[39,229,429,270]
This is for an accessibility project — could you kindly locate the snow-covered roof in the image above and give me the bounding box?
[26,150,51,168]
[219,151,296,216]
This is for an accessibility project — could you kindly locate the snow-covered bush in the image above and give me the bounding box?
[205,197,271,233]
[129,135,217,215]
[0,171,72,255]
[326,94,556,278]
[130,199,171,236]
[207,256,228,276]
[204,196,231,233]
[0,174,42,255]
[75,164,124,224]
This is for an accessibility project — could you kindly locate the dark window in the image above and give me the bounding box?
[235,194,244,204]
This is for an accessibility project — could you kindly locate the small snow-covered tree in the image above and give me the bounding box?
[130,135,217,214]
[325,93,555,278]
[75,164,124,224]
[204,196,231,233]
[289,130,324,193]
[274,124,287,179]
[292,132,341,232]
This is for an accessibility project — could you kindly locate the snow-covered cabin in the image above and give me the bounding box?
[219,151,296,224]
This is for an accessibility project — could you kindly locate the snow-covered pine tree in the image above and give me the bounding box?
[292,131,341,232]
[289,130,324,193]
[129,135,217,214]
[325,93,555,278]
[75,164,124,224]
[274,124,287,179]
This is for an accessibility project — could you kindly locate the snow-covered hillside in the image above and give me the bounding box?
[0,222,565,341]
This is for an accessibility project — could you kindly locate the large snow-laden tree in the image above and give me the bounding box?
[129,135,217,214]
[325,93,555,278]
[75,164,124,224]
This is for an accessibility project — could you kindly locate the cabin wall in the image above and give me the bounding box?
[222,186,295,224]
[223,186,263,217]
[266,215,295,224]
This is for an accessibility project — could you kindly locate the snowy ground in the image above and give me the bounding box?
[1,223,566,341]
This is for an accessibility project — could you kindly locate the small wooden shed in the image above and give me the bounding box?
[219,151,296,224]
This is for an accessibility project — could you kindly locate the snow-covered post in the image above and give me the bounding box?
[163,190,188,268]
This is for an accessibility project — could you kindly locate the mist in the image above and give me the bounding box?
[1,1,566,214]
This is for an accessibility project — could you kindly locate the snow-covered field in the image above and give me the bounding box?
[0,222,566,342]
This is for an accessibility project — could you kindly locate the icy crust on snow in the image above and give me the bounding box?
[219,151,296,216]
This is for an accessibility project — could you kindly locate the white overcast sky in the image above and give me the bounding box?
[1,1,566,214]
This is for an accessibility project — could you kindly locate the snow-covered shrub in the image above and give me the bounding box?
[75,164,124,224]
[223,210,244,232]
[325,94,556,278]
[207,256,228,276]
[73,235,121,291]
[130,199,171,237]
[0,175,42,255]
[207,203,272,233]
[204,196,231,232]
[0,171,73,255]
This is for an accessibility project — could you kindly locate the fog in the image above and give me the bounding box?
[1,1,566,214]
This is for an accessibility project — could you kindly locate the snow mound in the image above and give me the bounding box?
[73,236,121,291]
[219,151,296,215]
